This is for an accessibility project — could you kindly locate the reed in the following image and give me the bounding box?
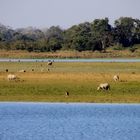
[0,49,140,59]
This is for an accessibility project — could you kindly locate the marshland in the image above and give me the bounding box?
[0,61,140,103]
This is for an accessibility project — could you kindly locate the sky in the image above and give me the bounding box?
[0,0,140,29]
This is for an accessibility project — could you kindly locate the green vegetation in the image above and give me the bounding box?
[0,17,140,53]
[0,62,140,103]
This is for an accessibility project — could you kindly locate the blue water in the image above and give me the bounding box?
[0,103,140,140]
[0,58,140,62]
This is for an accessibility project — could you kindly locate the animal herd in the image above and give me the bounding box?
[7,72,119,94]
[4,59,122,95]
[6,60,54,81]
[97,75,119,91]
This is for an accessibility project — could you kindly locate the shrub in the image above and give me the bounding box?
[129,47,137,53]
[112,45,124,50]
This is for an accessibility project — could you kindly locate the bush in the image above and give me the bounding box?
[112,46,124,50]
[129,47,137,53]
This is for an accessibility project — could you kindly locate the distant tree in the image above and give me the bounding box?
[43,26,64,52]
[114,17,139,47]
[91,18,112,50]
[46,37,62,52]
[0,17,140,52]
[45,26,64,39]
[63,22,91,51]
[16,27,45,40]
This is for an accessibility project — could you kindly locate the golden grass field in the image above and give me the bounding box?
[0,48,140,58]
[0,62,140,103]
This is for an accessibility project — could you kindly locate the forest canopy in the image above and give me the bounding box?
[0,17,140,52]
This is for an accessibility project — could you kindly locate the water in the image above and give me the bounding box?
[0,58,140,62]
[0,103,140,140]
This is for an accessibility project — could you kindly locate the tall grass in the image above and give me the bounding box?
[0,48,140,58]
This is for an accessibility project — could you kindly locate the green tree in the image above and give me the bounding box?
[63,22,91,51]
[114,17,139,47]
[91,18,112,50]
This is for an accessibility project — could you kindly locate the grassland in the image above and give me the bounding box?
[0,62,140,103]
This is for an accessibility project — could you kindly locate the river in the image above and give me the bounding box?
[0,102,140,140]
[0,58,140,62]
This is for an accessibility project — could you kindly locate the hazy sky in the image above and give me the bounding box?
[0,0,140,29]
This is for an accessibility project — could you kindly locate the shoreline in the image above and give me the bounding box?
[0,58,140,63]
[0,101,140,104]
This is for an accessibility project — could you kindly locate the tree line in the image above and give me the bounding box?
[0,17,140,52]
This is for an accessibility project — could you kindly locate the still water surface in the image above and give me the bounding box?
[0,103,140,140]
[0,58,140,62]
